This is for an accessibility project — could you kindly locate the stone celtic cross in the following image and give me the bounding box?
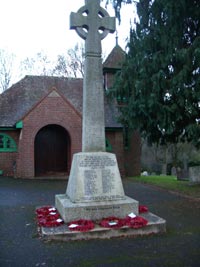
[70,0,115,152]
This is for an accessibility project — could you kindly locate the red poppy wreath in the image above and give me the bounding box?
[125,216,148,229]
[139,205,149,213]
[68,219,95,232]
[99,216,125,229]
[36,206,64,227]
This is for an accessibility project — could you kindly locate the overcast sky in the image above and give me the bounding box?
[0,0,136,59]
[0,0,137,93]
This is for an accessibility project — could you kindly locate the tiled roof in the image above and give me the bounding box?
[103,45,126,70]
[0,75,121,128]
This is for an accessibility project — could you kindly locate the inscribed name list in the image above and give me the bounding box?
[79,154,125,201]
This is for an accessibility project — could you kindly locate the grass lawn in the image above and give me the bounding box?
[130,175,200,199]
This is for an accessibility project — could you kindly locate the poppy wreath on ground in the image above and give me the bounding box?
[99,216,125,229]
[125,216,148,229]
[139,205,148,213]
[37,217,64,227]
[36,206,64,227]
[36,206,55,216]
[68,219,95,232]
[37,212,60,220]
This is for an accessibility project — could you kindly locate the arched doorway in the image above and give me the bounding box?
[34,125,70,176]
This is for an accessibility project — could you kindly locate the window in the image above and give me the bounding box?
[123,127,129,150]
[106,139,112,152]
[0,134,17,152]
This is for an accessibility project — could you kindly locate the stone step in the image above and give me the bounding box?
[56,194,139,223]
[39,212,166,241]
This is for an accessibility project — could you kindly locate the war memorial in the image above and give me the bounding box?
[40,0,166,240]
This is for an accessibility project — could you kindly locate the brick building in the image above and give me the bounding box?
[0,45,141,178]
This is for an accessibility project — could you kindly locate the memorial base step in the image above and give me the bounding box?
[55,194,139,223]
[39,212,166,241]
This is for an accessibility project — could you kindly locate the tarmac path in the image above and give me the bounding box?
[0,177,199,267]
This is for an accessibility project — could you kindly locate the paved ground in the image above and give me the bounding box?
[0,176,199,267]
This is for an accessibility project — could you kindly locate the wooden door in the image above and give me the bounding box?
[35,125,69,176]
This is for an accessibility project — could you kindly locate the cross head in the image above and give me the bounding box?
[70,0,115,54]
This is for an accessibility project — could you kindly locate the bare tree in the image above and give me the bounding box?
[20,51,55,77]
[0,49,15,92]
[52,54,70,77]
[53,43,84,78]
[20,45,85,79]
[67,43,84,77]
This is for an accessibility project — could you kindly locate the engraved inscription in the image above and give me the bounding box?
[102,169,115,194]
[85,206,120,211]
[77,154,125,202]
[84,170,98,195]
[81,195,124,201]
[80,155,115,169]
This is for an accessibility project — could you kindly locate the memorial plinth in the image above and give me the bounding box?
[56,152,138,222]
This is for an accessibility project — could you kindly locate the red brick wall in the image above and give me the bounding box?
[125,131,141,177]
[16,91,82,178]
[0,125,140,178]
[0,152,17,176]
[106,130,125,177]
[0,131,19,177]
[1,93,141,178]
[104,73,115,90]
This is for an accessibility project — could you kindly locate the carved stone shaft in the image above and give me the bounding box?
[70,0,115,152]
